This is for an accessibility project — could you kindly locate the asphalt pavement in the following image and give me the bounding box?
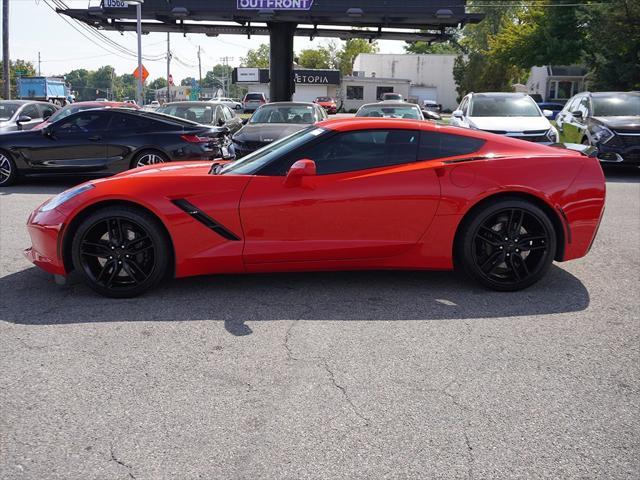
[1,167,638,479]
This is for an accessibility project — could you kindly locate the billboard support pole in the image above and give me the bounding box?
[268,22,296,102]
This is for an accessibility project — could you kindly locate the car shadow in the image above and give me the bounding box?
[0,177,88,195]
[0,265,589,335]
[602,164,640,183]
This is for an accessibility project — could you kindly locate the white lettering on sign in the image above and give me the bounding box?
[237,0,314,10]
[294,73,330,84]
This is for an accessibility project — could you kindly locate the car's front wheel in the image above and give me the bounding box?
[0,150,18,187]
[71,206,170,297]
[456,198,557,291]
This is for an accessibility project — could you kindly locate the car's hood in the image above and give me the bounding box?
[468,116,551,132]
[233,123,308,143]
[112,161,214,180]
[592,116,640,131]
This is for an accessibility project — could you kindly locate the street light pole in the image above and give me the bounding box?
[135,1,143,106]
[2,0,10,99]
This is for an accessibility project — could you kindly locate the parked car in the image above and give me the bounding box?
[24,118,605,298]
[422,100,442,113]
[232,101,327,157]
[212,97,243,111]
[381,92,404,102]
[32,101,139,131]
[0,108,234,186]
[536,102,565,121]
[355,102,425,120]
[242,92,267,113]
[0,100,59,133]
[313,96,337,114]
[451,93,559,143]
[156,101,243,136]
[555,91,640,165]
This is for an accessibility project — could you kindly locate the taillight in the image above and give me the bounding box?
[181,134,211,143]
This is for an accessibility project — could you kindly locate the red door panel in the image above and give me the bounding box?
[239,163,441,264]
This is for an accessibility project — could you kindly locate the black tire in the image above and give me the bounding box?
[130,149,169,169]
[456,198,557,291]
[71,206,170,298]
[0,150,18,187]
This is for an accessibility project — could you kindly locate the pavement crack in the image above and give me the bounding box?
[283,320,299,361]
[109,446,136,479]
[464,431,475,480]
[321,358,370,426]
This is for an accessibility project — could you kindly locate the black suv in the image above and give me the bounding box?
[556,91,640,165]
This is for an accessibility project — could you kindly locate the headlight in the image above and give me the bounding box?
[546,126,559,142]
[40,184,94,212]
[592,126,614,144]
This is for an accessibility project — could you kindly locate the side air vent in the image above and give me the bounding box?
[171,199,241,241]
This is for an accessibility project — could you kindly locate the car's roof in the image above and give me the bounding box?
[162,101,224,106]
[472,92,530,98]
[0,99,51,105]
[359,102,417,108]
[587,91,640,97]
[69,101,130,107]
[260,101,316,107]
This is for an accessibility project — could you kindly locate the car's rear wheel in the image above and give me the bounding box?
[0,150,18,187]
[132,150,168,169]
[71,207,170,297]
[456,199,556,291]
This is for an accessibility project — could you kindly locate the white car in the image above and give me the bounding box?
[211,97,243,111]
[451,92,558,143]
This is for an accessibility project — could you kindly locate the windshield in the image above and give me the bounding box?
[245,94,264,101]
[0,102,21,121]
[140,110,200,126]
[383,93,402,100]
[250,105,316,124]
[356,105,421,119]
[220,126,328,175]
[316,97,332,102]
[592,94,640,116]
[157,103,216,124]
[470,96,541,117]
[46,105,86,123]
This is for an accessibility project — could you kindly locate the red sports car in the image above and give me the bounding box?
[25,118,605,298]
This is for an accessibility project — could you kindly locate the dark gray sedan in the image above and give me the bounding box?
[0,100,59,133]
[156,101,243,135]
[232,101,327,157]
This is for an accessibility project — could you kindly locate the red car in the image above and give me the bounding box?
[314,97,337,114]
[32,101,140,130]
[25,118,605,297]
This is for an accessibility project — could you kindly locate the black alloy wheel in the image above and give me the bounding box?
[0,151,17,186]
[71,207,169,297]
[457,199,556,291]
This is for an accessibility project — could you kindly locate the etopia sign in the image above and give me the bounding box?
[237,0,314,10]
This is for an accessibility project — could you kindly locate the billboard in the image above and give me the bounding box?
[237,0,314,10]
[236,68,260,83]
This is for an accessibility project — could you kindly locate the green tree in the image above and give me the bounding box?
[0,59,37,98]
[148,77,167,90]
[64,68,92,101]
[297,47,332,69]
[241,44,270,68]
[580,0,640,90]
[181,76,197,86]
[335,39,378,75]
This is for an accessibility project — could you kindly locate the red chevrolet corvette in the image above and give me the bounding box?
[25,118,605,297]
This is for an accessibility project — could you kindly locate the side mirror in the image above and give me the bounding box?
[452,109,464,118]
[542,109,553,118]
[571,110,583,120]
[285,159,316,186]
[217,117,225,127]
[16,115,32,124]
[242,118,249,125]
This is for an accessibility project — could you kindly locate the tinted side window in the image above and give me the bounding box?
[56,112,109,132]
[419,131,485,160]
[109,113,157,131]
[38,104,57,119]
[22,104,41,119]
[302,129,419,175]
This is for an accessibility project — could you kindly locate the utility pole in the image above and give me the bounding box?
[197,45,202,99]
[2,0,10,99]
[38,52,41,76]
[220,56,234,97]
[166,32,171,103]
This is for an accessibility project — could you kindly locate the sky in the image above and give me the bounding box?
[5,0,407,83]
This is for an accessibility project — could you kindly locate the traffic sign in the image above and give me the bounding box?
[133,64,149,82]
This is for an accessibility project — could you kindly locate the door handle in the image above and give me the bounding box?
[88,136,102,142]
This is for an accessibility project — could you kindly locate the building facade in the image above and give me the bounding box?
[353,53,459,110]
[526,65,588,103]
